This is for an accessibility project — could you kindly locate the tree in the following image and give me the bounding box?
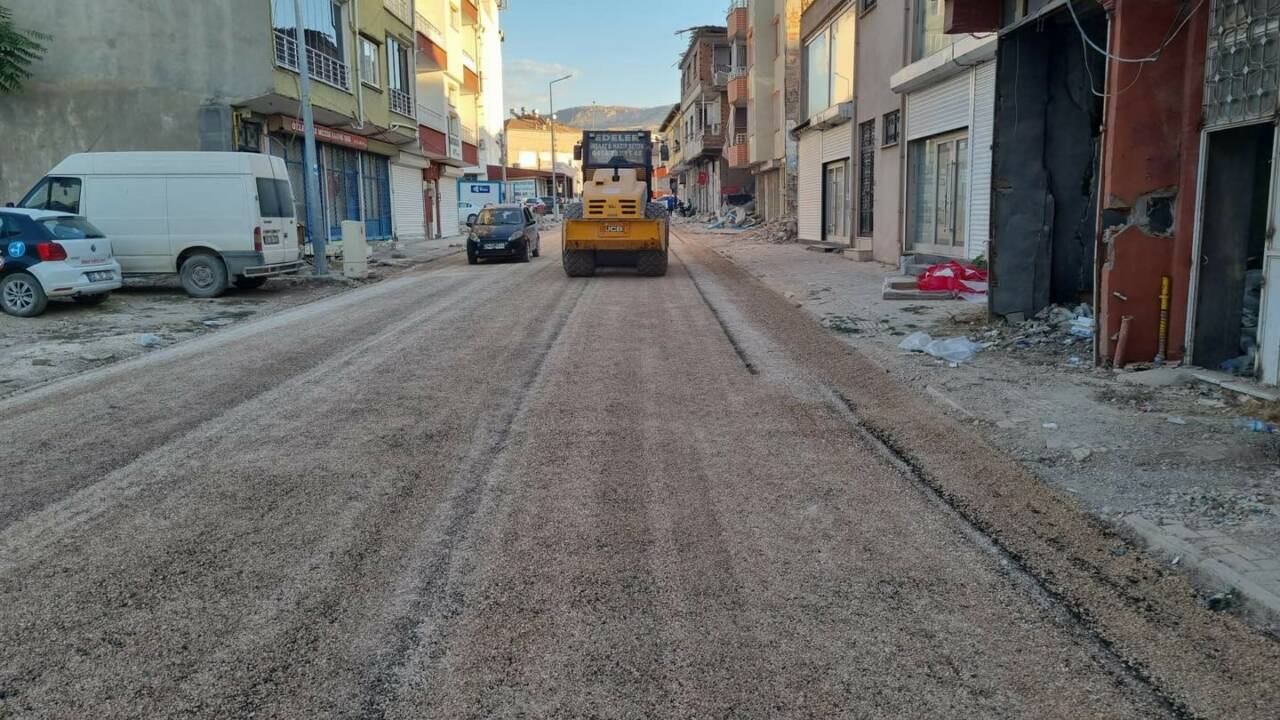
[0,3,49,94]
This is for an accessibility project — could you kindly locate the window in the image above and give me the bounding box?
[272,0,348,89]
[803,8,854,118]
[450,3,461,30]
[40,217,105,240]
[359,37,380,87]
[20,177,82,214]
[862,0,878,10]
[883,110,901,146]
[255,178,296,218]
[386,36,412,116]
[0,214,22,240]
[909,130,970,251]
[824,160,849,242]
[915,0,959,61]
[858,120,875,236]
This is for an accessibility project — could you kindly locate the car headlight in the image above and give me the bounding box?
[510,232,523,242]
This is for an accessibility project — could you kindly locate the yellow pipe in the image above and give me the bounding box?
[1156,276,1171,363]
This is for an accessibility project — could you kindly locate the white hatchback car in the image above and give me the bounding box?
[0,208,122,317]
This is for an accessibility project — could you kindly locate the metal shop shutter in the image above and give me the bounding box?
[797,131,823,242]
[967,61,996,261]
[906,70,972,141]
[821,120,853,162]
[391,163,426,242]
[438,177,460,237]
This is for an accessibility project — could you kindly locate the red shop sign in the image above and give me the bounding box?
[286,117,369,150]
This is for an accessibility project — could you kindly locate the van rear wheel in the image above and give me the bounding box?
[234,276,268,290]
[180,252,229,298]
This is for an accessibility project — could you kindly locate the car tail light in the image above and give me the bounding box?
[37,242,67,261]
[254,227,263,252]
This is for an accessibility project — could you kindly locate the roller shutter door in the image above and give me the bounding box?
[438,178,460,237]
[391,163,426,242]
[797,131,823,242]
[821,121,853,162]
[967,61,996,260]
[906,71,971,141]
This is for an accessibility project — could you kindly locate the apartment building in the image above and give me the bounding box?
[852,0,907,264]
[414,0,506,237]
[657,105,685,200]
[731,0,802,223]
[675,26,751,213]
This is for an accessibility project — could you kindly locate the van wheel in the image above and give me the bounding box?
[180,253,229,298]
[234,276,268,290]
[73,293,110,306]
[0,273,48,317]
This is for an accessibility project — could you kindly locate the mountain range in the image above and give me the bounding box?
[552,104,676,131]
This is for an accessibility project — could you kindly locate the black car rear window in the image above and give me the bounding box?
[478,209,523,225]
[40,217,105,239]
[256,178,296,218]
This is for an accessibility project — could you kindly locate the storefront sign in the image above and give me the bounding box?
[285,118,369,150]
[698,172,708,185]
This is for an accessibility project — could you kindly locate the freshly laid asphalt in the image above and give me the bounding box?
[0,229,1274,718]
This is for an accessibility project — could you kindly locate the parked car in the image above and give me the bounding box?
[522,197,547,215]
[19,152,303,298]
[458,200,484,229]
[465,205,541,264]
[0,208,122,317]
[539,196,558,213]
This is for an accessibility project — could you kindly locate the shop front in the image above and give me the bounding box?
[267,116,394,245]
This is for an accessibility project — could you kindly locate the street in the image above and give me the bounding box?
[2,229,1274,719]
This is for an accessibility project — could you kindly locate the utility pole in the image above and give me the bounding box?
[499,132,509,202]
[292,0,327,275]
[549,73,572,219]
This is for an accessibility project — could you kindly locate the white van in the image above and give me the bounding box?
[19,152,303,297]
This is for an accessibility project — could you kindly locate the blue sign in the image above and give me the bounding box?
[7,241,25,258]
[470,185,492,193]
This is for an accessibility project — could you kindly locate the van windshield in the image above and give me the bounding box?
[256,178,296,218]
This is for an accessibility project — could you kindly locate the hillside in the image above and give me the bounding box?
[553,104,675,131]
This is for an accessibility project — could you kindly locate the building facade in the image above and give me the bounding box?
[0,0,504,245]
[735,0,802,223]
[675,26,751,214]
[503,113,582,197]
[794,1,855,245]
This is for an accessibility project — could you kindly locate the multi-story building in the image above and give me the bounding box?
[414,0,506,237]
[888,0,996,266]
[793,1,856,245]
[503,112,582,197]
[851,0,907,264]
[0,0,503,246]
[657,105,684,200]
[675,26,751,213]
[734,0,802,223]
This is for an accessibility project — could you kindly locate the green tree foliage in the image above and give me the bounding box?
[0,3,49,94]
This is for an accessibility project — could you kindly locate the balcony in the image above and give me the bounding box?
[683,124,724,160]
[384,0,412,25]
[273,30,350,92]
[461,124,477,145]
[416,25,447,72]
[390,88,414,117]
[462,0,479,25]
[417,102,446,132]
[726,132,750,168]
[461,66,481,94]
[727,69,749,107]
[726,1,747,38]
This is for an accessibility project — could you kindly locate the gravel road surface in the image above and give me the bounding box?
[0,230,1273,718]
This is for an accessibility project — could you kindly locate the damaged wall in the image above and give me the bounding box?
[989,8,1105,318]
[1097,0,1209,364]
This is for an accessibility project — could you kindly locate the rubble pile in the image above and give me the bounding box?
[984,303,1096,364]
[1136,487,1279,529]
[735,219,798,244]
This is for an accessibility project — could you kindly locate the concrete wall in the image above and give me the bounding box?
[0,0,275,202]
[855,0,907,263]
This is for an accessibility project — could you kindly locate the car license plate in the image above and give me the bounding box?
[262,230,281,245]
[604,224,625,233]
[86,271,113,282]
[484,243,504,250]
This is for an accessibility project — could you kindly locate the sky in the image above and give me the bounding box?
[500,0,725,115]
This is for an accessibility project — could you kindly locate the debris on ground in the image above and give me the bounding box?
[898,332,985,364]
[916,261,989,297]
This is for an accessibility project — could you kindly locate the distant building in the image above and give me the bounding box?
[674,26,753,213]
[503,113,583,197]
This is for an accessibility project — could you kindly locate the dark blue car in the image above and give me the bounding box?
[466,205,541,264]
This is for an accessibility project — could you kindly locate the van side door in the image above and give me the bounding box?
[166,176,249,269]
[86,176,170,273]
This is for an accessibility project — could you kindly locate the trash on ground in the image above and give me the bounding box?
[1166,416,1188,425]
[1234,418,1277,433]
[924,337,984,364]
[898,331,933,352]
[138,333,163,348]
[916,261,988,296]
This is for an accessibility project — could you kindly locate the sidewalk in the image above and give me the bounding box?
[370,233,466,268]
[678,224,1280,628]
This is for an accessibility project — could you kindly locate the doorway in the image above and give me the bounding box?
[909,130,970,255]
[823,159,850,244]
[1191,123,1274,375]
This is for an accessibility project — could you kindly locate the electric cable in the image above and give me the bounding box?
[1067,0,1206,64]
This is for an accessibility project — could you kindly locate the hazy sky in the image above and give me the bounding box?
[500,0,723,115]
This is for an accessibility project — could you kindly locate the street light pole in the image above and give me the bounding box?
[548,73,572,219]
[292,0,327,275]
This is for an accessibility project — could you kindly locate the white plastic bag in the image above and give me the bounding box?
[898,331,933,352]
[924,337,983,363]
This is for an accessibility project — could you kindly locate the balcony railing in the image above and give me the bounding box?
[734,132,747,145]
[461,124,477,144]
[416,12,444,44]
[390,88,413,117]
[418,103,446,128]
[273,30,350,91]
[462,49,476,69]
[384,0,411,24]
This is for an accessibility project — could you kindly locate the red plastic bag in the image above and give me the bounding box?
[917,261,988,295]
